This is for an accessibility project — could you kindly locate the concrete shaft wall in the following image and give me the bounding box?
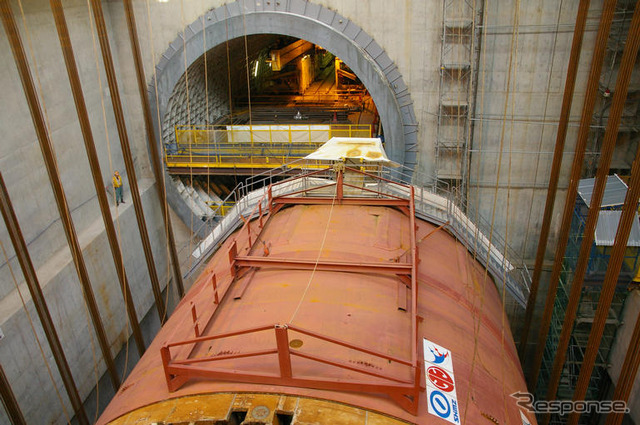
[0,0,618,423]
[0,0,176,423]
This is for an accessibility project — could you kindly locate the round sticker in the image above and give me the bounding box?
[429,390,451,418]
[427,366,455,392]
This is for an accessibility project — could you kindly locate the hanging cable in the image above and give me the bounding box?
[289,187,338,324]
[501,5,520,422]
[83,0,135,387]
[463,0,519,421]
[143,0,176,316]
[16,0,104,414]
[520,0,564,260]
[0,239,71,425]
[179,0,196,288]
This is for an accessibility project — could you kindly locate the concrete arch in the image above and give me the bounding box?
[148,0,418,235]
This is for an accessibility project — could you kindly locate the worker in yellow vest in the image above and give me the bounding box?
[113,170,125,206]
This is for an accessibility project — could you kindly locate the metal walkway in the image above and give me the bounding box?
[188,165,531,309]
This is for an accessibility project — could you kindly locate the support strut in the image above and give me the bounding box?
[0,0,119,391]
[567,5,640,423]
[122,0,184,297]
[49,0,145,357]
[89,0,167,322]
[528,0,617,391]
[0,173,88,425]
[519,0,591,359]
[540,2,628,414]
[0,361,26,425]
[604,309,640,425]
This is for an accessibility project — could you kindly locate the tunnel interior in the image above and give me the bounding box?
[161,34,382,222]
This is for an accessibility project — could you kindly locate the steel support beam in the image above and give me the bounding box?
[0,0,120,391]
[122,0,184,298]
[0,363,26,425]
[0,174,89,425]
[541,7,629,416]
[567,7,640,422]
[273,197,410,207]
[605,311,640,425]
[49,0,145,357]
[89,0,167,322]
[234,256,412,275]
[519,0,590,358]
[527,0,616,390]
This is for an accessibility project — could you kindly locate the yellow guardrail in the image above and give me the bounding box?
[165,124,373,170]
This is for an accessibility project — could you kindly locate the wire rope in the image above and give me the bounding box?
[288,185,338,324]
[0,239,71,424]
[501,4,520,423]
[520,0,564,260]
[463,0,519,421]
[17,0,101,419]
[143,0,175,319]
[179,0,194,279]
[84,0,132,389]
[201,4,212,217]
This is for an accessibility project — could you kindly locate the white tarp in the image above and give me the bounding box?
[304,137,393,163]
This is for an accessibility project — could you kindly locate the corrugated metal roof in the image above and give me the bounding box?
[577,174,628,208]
[594,210,640,246]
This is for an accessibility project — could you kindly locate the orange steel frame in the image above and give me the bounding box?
[160,166,423,415]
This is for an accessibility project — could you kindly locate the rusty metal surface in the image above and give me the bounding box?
[97,199,533,424]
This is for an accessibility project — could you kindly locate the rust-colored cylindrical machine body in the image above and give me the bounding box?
[98,168,534,425]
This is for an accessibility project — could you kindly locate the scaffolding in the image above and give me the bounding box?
[165,124,372,173]
[537,175,640,424]
[435,0,482,195]
[586,0,640,176]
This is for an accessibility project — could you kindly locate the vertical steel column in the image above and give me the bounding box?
[567,7,640,423]
[49,0,145,357]
[519,0,590,358]
[527,0,617,389]
[0,363,26,425]
[0,0,120,391]
[604,311,640,425]
[89,0,167,322]
[122,0,184,297]
[0,174,89,425]
[542,3,639,416]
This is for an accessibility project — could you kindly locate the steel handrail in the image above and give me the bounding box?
[179,162,531,306]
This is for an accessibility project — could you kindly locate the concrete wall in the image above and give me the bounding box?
[0,0,177,423]
[0,0,618,423]
[128,0,599,264]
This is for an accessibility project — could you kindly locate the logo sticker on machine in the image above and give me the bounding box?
[424,338,460,424]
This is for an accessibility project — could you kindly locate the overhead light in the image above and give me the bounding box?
[254,61,259,77]
[294,110,303,120]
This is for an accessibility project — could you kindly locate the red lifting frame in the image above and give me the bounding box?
[161,166,422,415]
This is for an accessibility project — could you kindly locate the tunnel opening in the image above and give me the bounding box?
[162,34,382,223]
[148,1,418,238]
